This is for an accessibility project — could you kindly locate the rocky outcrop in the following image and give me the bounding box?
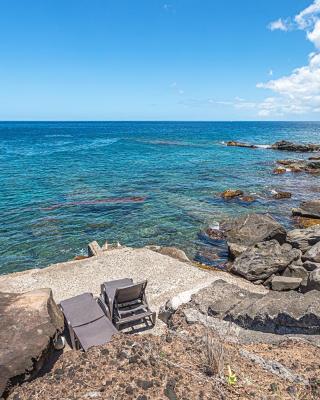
[286,225,320,252]
[226,140,257,148]
[0,289,64,397]
[272,191,292,200]
[220,189,243,199]
[231,240,300,281]
[271,140,320,152]
[190,280,320,334]
[220,213,287,254]
[292,200,320,219]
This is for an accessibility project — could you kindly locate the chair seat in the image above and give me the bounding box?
[60,293,105,327]
[73,317,117,351]
[115,310,155,326]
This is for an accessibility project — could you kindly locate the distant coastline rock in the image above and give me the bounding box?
[271,140,320,152]
[225,139,320,154]
[226,140,257,148]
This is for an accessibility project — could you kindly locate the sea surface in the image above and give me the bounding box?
[1,121,320,274]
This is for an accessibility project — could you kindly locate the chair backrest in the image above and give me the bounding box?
[115,280,147,304]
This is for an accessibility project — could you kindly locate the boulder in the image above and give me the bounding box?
[271,276,302,291]
[220,189,244,199]
[190,280,320,334]
[294,217,320,229]
[228,242,247,259]
[0,289,64,397]
[302,241,320,262]
[286,225,320,253]
[292,200,320,219]
[283,264,309,286]
[271,140,320,152]
[220,213,287,255]
[146,246,190,263]
[231,240,300,281]
[305,268,320,291]
[272,191,292,200]
[303,260,320,271]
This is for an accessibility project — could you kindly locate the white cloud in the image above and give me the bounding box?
[295,0,320,29]
[257,1,320,117]
[268,18,289,31]
[268,69,273,76]
[308,19,320,48]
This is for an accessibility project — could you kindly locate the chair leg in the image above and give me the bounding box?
[68,324,77,350]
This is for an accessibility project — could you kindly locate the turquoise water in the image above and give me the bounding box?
[1,121,320,274]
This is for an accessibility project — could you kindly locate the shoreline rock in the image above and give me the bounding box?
[220,213,287,259]
[0,289,64,397]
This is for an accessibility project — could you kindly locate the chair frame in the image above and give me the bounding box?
[101,279,156,330]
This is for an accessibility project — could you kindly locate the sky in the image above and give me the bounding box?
[0,0,319,121]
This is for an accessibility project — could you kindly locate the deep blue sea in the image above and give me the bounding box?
[1,121,320,274]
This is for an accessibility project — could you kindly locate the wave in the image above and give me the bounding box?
[44,134,73,138]
[255,144,271,149]
[4,138,119,157]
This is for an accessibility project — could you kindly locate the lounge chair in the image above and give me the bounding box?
[60,292,117,351]
[100,279,156,330]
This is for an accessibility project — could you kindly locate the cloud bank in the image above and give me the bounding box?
[258,1,320,117]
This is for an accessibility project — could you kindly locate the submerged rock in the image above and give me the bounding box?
[220,213,287,258]
[0,289,64,397]
[272,191,292,200]
[273,166,286,174]
[220,189,244,199]
[239,195,256,203]
[231,240,300,281]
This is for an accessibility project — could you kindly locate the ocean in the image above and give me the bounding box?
[1,121,319,274]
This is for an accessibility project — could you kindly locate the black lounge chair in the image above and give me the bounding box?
[100,278,156,330]
[60,292,117,351]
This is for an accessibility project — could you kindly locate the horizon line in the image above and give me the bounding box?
[0,120,320,123]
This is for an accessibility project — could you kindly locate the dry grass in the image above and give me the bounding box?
[204,326,225,378]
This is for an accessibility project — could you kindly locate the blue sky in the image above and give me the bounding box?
[0,0,319,120]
